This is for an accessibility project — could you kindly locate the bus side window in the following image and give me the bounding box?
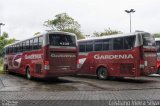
[86,42,93,52]
[11,46,14,53]
[7,47,9,54]
[16,44,20,52]
[19,43,23,52]
[26,40,30,51]
[156,41,160,52]
[103,39,110,51]
[9,46,13,53]
[79,42,86,52]
[30,39,33,50]
[113,37,123,50]
[95,40,103,51]
[124,36,135,49]
[33,38,38,50]
[23,41,26,51]
[38,36,43,49]
[13,45,16,53]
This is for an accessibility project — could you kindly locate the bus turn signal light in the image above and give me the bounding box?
[44,61,49,65]
[44,61,50,70]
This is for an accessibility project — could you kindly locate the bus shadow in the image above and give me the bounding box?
[7,72,76,85]
[74,74,159,84]
[73,74,98,79]
[34,77,76,84]
[112,77,158,83]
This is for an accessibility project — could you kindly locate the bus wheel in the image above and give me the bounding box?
[26,67,32,80]
[157,67,160,74]
[97,67,108,80]
[3,65,8,72]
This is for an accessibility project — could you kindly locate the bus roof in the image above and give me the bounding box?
[4,31,76,48]
[78,32,148,42]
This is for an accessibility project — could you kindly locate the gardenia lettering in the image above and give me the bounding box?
[25,54,42,59]
[51,54,76,58]
[94,54,134,59]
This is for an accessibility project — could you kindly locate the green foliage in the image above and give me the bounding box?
[63,29,84,40]
[44,13,85,39]
[0,58,3,72]
[0,58,3,65]
[93,28,122,37]
[0,65,2,72]
[0,32,15,57]
[154,33,160,38]
[34,32,41,36]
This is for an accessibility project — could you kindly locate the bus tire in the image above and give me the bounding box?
[157,67,160,74]
[3,65,8,72]
[26,67,32,80]
[97,67,108,80]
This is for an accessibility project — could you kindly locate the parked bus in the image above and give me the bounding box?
[78,32,157,79]
[155,38,160,74]
[3,31,78,79]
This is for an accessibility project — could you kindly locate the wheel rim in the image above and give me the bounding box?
[98,68,107,79]
[27,68,31,79]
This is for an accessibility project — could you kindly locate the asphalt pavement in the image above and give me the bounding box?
[0,74,160,105]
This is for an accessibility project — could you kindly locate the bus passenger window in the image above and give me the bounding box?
[95,40,103,51]
[103,39,110,50]
[38,36,43,49]
[26,40,30,51]
[124,36,135,49]
[113,38,123,50]
[86,42,93,52]
[22,42,26,51]
[79,44,85,52]
[30,39,33,50]
[33,38,39,50]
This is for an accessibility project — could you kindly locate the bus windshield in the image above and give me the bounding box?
[49,34,76,47]
[142,33,155,46]
[156,41,160,53]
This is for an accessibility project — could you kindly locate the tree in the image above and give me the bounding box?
[154,33,160,38]
[44,13,85,39]
[93,28,122,37]
[0,32,15,57]
[34,32,41,36]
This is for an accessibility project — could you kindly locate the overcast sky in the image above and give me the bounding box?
[1,0,160,40]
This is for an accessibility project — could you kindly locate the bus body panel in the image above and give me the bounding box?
[79,48,139,77]
[78,32,157,78]
[3,31,78,78]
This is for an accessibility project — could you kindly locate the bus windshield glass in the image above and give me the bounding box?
[142,33,155,46]
[49,34,76,46]
[156,41,160,52]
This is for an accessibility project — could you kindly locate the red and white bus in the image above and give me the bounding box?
[78,32,157,79]
[3,31,78,79]
[155,38,160,74]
